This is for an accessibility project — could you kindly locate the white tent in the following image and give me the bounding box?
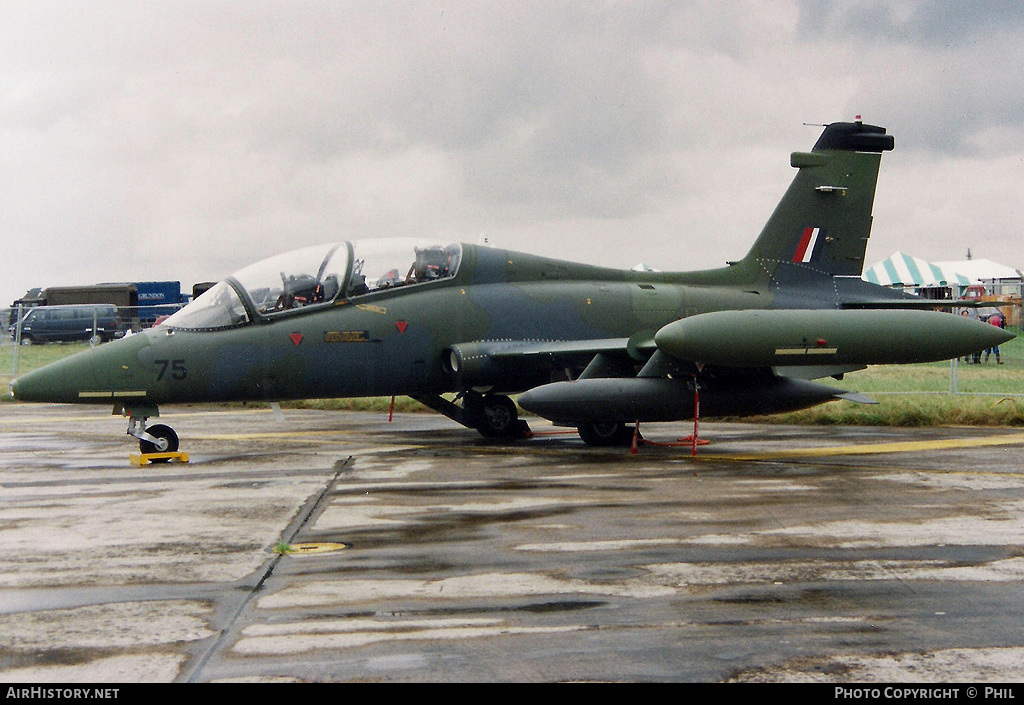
[931,258,1022,282]
[862,251,972,287]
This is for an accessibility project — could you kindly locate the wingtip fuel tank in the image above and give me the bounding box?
[653,309,1015,368]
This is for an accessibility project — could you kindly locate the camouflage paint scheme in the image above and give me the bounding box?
[11,121,1015,450]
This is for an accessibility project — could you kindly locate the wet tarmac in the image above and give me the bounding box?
[2,403,1024,682]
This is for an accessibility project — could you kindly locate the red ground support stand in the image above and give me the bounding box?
[630,383,710,456]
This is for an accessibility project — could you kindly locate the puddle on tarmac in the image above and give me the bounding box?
[0,433,79,454]
[0,584,221,615]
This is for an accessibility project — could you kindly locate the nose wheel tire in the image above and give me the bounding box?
[139,424,179,458]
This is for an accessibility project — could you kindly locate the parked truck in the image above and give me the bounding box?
[10,281,191,332]
[133,281,189,326]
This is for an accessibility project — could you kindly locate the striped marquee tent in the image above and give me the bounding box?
[862,251,973,288]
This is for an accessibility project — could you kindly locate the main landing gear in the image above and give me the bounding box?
[467,393,526,438]
[576,420,634,447]
[411,391,531,440]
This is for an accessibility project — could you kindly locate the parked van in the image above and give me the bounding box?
[9,305,120,344]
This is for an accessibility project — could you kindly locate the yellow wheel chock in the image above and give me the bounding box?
[129,451,190,466]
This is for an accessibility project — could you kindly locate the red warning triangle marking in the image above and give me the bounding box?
[290,333,303,346]
[395,321,408,333]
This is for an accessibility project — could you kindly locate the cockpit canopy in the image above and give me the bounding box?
[162,239,462,331]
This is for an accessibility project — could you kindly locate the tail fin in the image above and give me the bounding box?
[737,121,894,280]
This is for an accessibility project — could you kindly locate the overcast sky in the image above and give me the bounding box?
[3,0,1023,305]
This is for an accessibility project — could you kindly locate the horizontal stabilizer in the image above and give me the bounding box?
[842,299,993,310]
[835,391,878,405]
[774,364,866,380]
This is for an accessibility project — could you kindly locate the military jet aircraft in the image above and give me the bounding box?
[10,120,1015,452]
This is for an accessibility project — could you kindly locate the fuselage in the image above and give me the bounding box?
[9,241,772,406]
[11,236,1004,411]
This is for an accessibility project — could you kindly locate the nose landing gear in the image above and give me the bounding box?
[120,404,182,462]
[134,421,179,455]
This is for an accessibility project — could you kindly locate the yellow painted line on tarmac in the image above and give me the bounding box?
[0,407,278,425]
[193,429,360,444]
[712,431,1024,461]
[0,415,105,425]
[197,431,340,440]
[130,426,1024,456]
[7,406,1024,460]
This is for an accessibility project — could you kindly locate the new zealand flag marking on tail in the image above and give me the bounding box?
[793,227,823,263]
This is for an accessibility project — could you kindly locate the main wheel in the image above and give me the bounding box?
[475,395,519,438]
[577,421,634,447]
[139,424,179,457]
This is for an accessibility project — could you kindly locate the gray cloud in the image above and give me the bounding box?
[1,0,1021,305]
[798,0,1024,47]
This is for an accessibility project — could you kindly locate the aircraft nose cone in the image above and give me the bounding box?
[10,361,77,403]
[10,334,153,404]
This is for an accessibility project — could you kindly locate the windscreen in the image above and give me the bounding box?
[160,281,249,330]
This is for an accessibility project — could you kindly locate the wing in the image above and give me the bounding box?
[452,327,873,426]
[446,336,654,392]
[488,308,1012,425]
